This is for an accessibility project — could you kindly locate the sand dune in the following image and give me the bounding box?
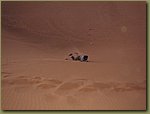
[1,58,146,110]
[2,61,146,110]
[1,1,146,110]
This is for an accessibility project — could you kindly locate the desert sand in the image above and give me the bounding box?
[1,1,146,110]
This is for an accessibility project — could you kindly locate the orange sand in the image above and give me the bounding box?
[1,1,146,110]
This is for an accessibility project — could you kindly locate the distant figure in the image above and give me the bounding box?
[65,52,88,62]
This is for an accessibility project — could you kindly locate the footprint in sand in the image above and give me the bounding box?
[55,79,87,95]
[43,79,62,85]
[92,82,112,90]
[37,83,57,89]
[11,77,32,85]
[36,79,62,90]
[78,80,146,93]
[2,75,63,91]
[111,82,146,92]
[30,76,43,84]
[78,82,112,93]
[78,85,98,93]
[2,76,32,87]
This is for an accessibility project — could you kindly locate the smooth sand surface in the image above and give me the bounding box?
[1,1,146,110]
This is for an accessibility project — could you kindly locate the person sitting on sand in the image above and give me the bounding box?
[65,52,88,62]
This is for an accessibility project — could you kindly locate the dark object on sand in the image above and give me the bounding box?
[66,52,88,62]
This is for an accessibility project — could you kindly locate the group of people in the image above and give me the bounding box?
[65,52,88,62]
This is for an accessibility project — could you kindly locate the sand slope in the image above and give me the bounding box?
[1,1,146,110]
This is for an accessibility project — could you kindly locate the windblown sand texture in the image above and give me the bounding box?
[1,1,146,110]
